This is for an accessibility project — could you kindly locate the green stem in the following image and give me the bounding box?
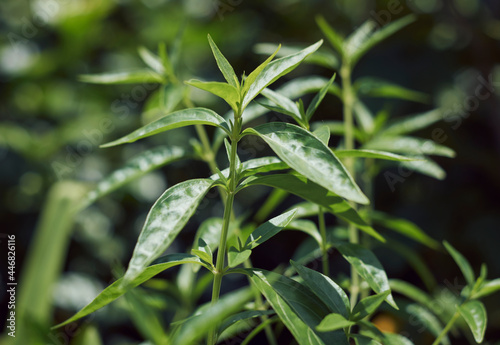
[341,61,361,308]
[432,310,460,345]
[318,207,330,276]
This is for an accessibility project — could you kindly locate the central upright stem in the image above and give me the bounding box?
[341,61,361,308]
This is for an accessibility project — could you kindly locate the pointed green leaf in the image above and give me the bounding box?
[306,74,336,120]
[458,300,487,343]
[192,238,213,265]
[79,70,165,84]
[193,218,223,253]
[352,335,383,345]
[261,88,302,120]
[381,109,445,136]
[406,304,449,344]
[243,174,384,242]
[389,279,435,311]
[173,288,253,345]
[158,42,175,78]
[364,136,456,158]
[244,123,368,204]
[242,40,323,108]
[186,80,239,112]
[80,146,187,209]
[207,34,239,88]
[351,291,391,321]
[444,241,475,286]
[138,46,165,75]
[398,156,446,180]
[349,15,417,65]
[312,125,331,145]
[316,313,355,332]
[336,242,397,309]
[286,220,322,246]
[123,179,215,284]
[354,77,429,103]
[245,209,297,249]
[316,16,345,56]
[142,83,184,122]
[335,149,418,162]
[254,43,340,69]
[313,121,364,142]
[219,310,275,335]
[345,20,377,58]
[52,254,206,329]
[227,247,252,268]
[369,210,439,249]
[101,108,230,148]
[353,99,375,135]
[472,278,500,299]
[243,45,281,96]
[383,334,415,345]
[255,101,304,126]
[213,156,288,181]
[291,262,350,318]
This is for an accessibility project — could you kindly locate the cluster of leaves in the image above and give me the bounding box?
[50,15,500,345]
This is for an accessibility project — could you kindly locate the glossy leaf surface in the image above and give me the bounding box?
[444,241,475,286]
[208,34,239,87]
[79,70,165,84]
[245,209,297,249]
[458,300,487,343]
[185,80,239,112]
[351,291,390,321]
[316,313,354,332]
[334,149,417,162]
[364,136,456,158]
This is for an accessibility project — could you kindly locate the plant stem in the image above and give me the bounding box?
[341,61,361,308]
[432,310,460,345]
[318,207,330,276]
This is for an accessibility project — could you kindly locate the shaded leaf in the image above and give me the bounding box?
[335,149,417,162]
[245,209,297,249]
[243,45,281,96]
[244,123,368,204]
[306,74,336,120]
[286,220,322,246]
[458,300,487,343]
[351,291,391,321]
[336,242,397,309]
[227,247,252,268]
[406,304,449,344]
[123,179,215,284]
[398,156,446,180]
[472,278,500,299]
[316,16,344,55]
[444,241,475,286]
[138,46,165,75]
[254,43,340,69]
[354,77,428,103]
[101,108,231,148]
[316,313,354,332]
[219,310,275,334]
[389,279,434,311]
[381,109,444,136]
[79,70,164,84]
[353,99,375,135]
[313,125,331,145]
[208,34,239,88]
[52,254,206,328]
[364,136,456,158]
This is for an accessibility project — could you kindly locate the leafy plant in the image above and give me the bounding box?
[48,16,500,345]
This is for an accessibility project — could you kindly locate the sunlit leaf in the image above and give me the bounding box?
[79,70,165,84]
[316,313,354,332]
[52,254,207,329]
[351,291,391,321]
[306,74,336,120]
[80,146,187,209]
[138,46,165,75]
[336,242,397,309]
[354,77,429,103]
[312,121,364,142]
[286,219,322,245]
[458,300,487,343]
[335,149,417,162]
[398,156,446,180]
[242,40,323,108]
[243,45,281,96]
[101,108,231,148]
[364,136,456,158]
[207,34,239,88]
[381,109,445,136]
[254,43,340,69]
[244,123,369,204]
[185,80,240,112]
[123,179,215,284]
[444,241,475,286]
[472,278,500,299]
[312,125,331,145]
[245,209,297,249]
[260,88,302,120]
[383,333,415,345]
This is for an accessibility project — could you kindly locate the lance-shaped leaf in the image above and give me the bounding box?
[348,15,416,65]
[406,304,449,344]
[207,34,239,88]
[363,136,456,158]
[80,146,187,209]
[244,123,369,204]
[335,149,417,162]
[389,280,435,311]
[458,301,487,343]
[291,262,350,318]
[317,313,355,332]
[351,291,391,321]
[138,46,165,75]
[123,179,215,284]
[243,45,281,96]
[369,210,439,249]
[336,242,397,309]
[52,254,206,329]
[313,125,331,145]
[381,109,444,136]
[101,108,230,148]
[79,70,165,84]
[242,40,323,109]
[212,156,289,181]
[306,74,336,121]
[313,121,364,141]
[353,99,375,135]
[354,77,428,103]
[260,88,302,122]
[398,156,446,180]
[383,334,415,345]
[444,241,475,286]
[254,43,339,69]
[219,310,275,335]
[286,220,322,245]
[316,16,345,56]
[185,80,240,113]
[472,278,500,299]
[246,269,348,345]
[245,209,297,249]
[242,174,384,242]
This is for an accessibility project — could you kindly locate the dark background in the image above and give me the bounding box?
[1,0,499,344]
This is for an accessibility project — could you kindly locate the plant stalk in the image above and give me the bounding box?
[432,310,460,345]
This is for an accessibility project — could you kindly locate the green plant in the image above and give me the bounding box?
[49,18,500,345]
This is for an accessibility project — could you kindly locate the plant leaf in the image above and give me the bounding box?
[52,254,206,329]
[123,179,215,284]
[286,220,322,246]
[398,156,446,180]
[227,247,252,268]
[383,333,415,345]
[138,46,165,75]
[316,313,355,332]
[313,121,364,142]
[389,280,434,311]
[79,70,165,84]
[219,310,275,335]
[291,262,350,318]
[80,146,187,209]
[458,300,487,343]
[245,209,297,249]
[363,136,456,158]
[443,241,475,286]
[101,108,230,148]
[207,34,239,88]
[244,123,368,204]
[254,43,340,69]
[242,40,323,109]
[353,99,375,135]
[472,278,500,299]
[316,16,344,56]
[243,174,384,242]
[312,125,331,145]
[369,210,439,249]
[243,45,281,96]
[381,109,445,136]
[306,74,336,121]
[336,242,397,309]
[185,80,240,112]
[405,304,449,344]
[334,149,417,162]
[354,77,428,103]
[143,83,185,123]
[351,291,391,321]
[261,88,302,120]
